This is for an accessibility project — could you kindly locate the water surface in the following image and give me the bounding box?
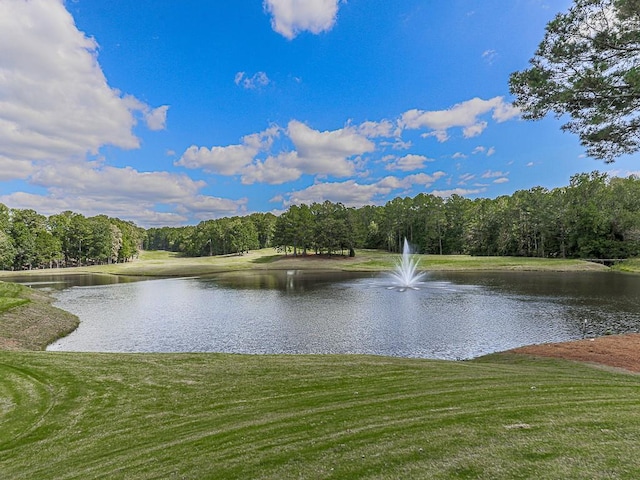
[41,270,640,359]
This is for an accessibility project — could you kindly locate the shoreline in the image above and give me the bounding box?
[0,283,79,351]
[1,251,638,373]
[0,248,613,280]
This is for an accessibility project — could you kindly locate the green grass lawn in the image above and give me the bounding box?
[0,255,632,478]
[0,249,610,280]
[1,351,639,479]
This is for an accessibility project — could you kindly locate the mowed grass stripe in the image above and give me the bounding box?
[1,352,639,479]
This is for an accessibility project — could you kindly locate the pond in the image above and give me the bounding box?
[11,269,637,360]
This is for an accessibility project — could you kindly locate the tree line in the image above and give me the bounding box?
[0,207,145,270]
[145,213,277,257]
[147,171,640,260]
[267,171,640,259]
[3,171,640,271]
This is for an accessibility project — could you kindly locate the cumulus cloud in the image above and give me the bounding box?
[176,126,280,175]
[430,187,486,198]
[400,97,520,141]
[385,154,433,172]
[280,172,446,206]
[178,121,372,183]
[176,195,249,221]
[144,105,170,130]
[287,120,375,176]
[241,152,302,185]
[357,120,395,138]
[0,190,192,227]
[3,161,248,226]
[264,0,341,39]
[31,162,204,201]
[177,144,259,175]
[283,180,391,206]
[0,0,167,176]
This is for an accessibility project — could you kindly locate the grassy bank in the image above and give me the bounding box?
[0,281,78,350]
[0,249,610,279]
[0,350,638,479]
[613,258,640,274]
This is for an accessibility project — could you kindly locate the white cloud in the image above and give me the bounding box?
[493,177,509,184]
[177,195,248,221]
[264,0,341,39]
[281,172,445,206]
[235,71,271,89]
[176,126,280,175]
[284,180,391,206]
[178,121,372,183]
[404,172,447,186]
[462,121,488,138]
[241,152,302,185]
[482,49,498,65]
[486,146,496,156]
[492,101,521,122]
[0,156,34,181]
[3,162,248,226]
[0,190,192,227]
[481,170,509,179]
[357,120,395,138]
[430,187,486,198]
[452,152,468,159]
[287,120,375,176]
[526,162,535,167]
[385,154,433,172]
[177,144,258,175]
[31,163,204,201]
[144,105,169,130]
[0,0,166,177]
[400,97,520,141]
[458,173,476,185]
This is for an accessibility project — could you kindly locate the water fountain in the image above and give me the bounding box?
[389,238,425,291]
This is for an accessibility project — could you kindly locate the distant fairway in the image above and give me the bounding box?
[1,351,639,479]
[0,248,610,280]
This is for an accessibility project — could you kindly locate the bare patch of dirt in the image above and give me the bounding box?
[510,334,640,373]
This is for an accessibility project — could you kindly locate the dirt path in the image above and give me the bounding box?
[510,334,640,373]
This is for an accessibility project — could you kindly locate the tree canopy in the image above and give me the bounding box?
[3,171,640,271]
[510,0,640,162]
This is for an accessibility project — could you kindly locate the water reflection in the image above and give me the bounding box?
[208,270,373,292]
[43,270,640,359]
[1,273,143,290]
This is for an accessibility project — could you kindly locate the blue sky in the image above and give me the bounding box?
[1,0,638,227]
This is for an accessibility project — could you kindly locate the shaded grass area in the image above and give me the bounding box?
[1,351,639,479]
[0,281,78,351]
